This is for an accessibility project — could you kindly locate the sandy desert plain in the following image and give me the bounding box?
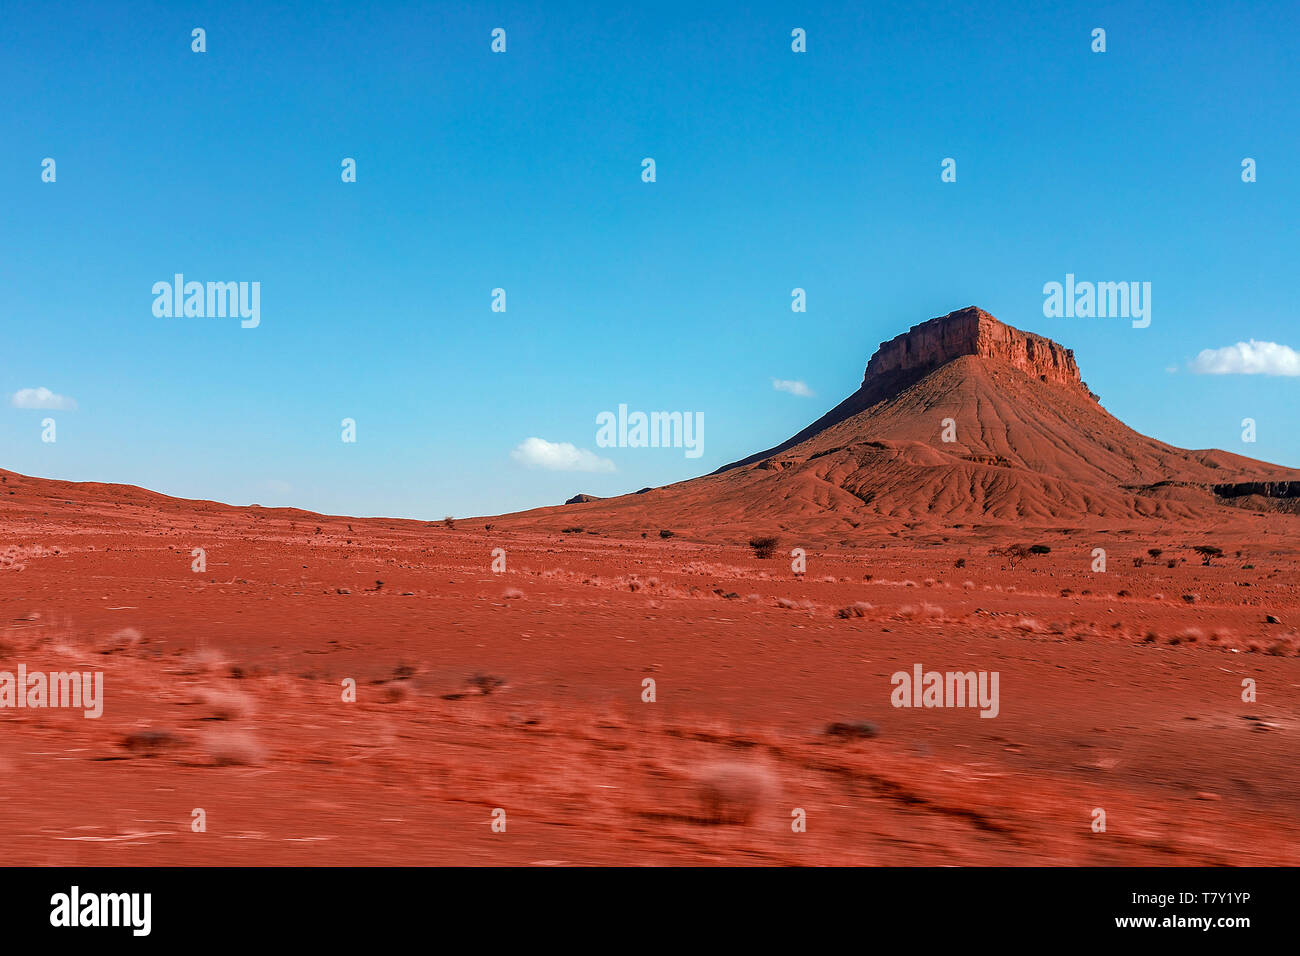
[2,309,1298,866]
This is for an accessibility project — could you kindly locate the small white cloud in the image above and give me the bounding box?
[511,437,615,473]
[1190,341,1300,376]
[772,378,814,397]
[10,387,78,410]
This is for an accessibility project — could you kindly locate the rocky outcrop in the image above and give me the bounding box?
[565,493,602,505]
[1214,481,1300,500]
[863,306,1084,391]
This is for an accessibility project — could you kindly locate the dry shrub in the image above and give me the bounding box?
[468,673,507,696]
[121,728,183,756]
[825,720,878,739]
[190,686,256,720]
[775,597,812,611]
[184,645,230,675]
[835,602,874,619]
[200,728,265,766]
[693,761,774,825]
[381,681,411,703]
[899,602,945,621]
[99,627,146,654]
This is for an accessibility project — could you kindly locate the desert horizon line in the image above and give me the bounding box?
[5,305,1298,525]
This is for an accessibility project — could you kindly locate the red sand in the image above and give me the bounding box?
[2,309,1297,865]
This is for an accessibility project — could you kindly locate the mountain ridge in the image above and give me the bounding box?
[3,307,1298,535]
[543,306,1300,532]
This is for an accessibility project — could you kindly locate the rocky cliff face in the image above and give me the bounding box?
[863,307,1085,391]
[1214,481,1300,500]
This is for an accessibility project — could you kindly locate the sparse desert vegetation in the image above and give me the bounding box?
[1,461,1299,866]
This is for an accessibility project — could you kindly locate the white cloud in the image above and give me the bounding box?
[10,387,78,410]
[772,378,814,397]
[1190,341,1300,376]
[511,437,615,473]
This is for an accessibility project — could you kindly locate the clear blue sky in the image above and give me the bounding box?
[2,0,1296,519]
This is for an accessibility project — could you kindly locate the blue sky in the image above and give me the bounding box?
[2,0,1296,519]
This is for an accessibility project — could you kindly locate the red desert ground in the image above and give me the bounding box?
[2,307,1298,865]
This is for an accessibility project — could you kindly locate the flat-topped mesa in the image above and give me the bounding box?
[862,307,1085,390]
